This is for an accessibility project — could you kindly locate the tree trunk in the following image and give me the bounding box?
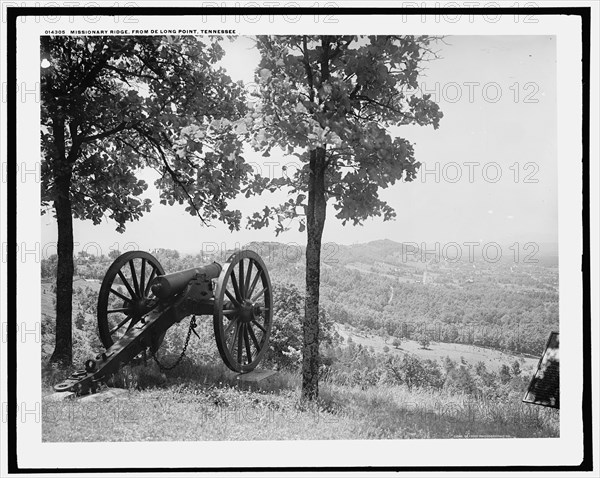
[49,115,74,366]
[50,176,74,366]
[302,147,327,401]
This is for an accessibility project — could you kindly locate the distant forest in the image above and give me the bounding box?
[42,240,558,357]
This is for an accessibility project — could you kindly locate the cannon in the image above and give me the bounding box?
[53,249,273,395]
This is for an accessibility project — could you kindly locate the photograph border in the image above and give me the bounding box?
[6,5,593,473]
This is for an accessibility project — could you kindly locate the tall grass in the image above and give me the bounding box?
[320,382,559,439]
[43,359,558,442]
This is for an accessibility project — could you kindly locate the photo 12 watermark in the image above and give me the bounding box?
[417,161,540,184]
[2,2,140,24]
[401,241,540,264]
[419,81,540,104]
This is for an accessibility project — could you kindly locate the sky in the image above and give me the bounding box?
[41,35,557,256]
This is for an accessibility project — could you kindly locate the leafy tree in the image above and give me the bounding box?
[417,332,431,349]
[499,364,512,384]
[392,337,402,349]
[442,356,457,374]
[472,362,500,398]
[383,345,390,353]
[444,364,477,395]
[386,354,430,390]
[422,359,444,389]
[41,35,248,365]
[243,35,443,399]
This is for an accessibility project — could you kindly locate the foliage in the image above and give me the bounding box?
[41,254,59,278]
[242,35,443,234]
[41,35,249,230]
[382,354,440,389]
[264,284,338,370]
[444,363,478,395]
[108,250,121,260]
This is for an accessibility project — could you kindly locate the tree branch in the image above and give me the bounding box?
[104,64,160,82]
[81,122,129,143]
[71,47,112,96]
[354,94,416,122]
[301,36,315,103]
[135,127,210,226]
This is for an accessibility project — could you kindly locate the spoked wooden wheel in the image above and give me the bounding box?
[97,251,165,349]
[213,250,273,373]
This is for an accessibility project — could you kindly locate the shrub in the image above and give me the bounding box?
[263,284,338,371]
[444,365,477,395]
[511,360,522,376]
[499,364,512,384]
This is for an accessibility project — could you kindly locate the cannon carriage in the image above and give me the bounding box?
[54,249,273,395]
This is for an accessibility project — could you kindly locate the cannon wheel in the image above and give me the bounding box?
[213,250,273,373]
[97,251,165,350]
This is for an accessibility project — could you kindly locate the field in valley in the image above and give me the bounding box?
[335,324,539,374]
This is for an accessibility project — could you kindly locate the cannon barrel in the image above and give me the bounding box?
[151,262,222,300]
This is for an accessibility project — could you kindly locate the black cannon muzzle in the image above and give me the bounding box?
[151,262,222,300]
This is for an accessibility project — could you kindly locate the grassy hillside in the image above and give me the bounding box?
[43,362,559,442]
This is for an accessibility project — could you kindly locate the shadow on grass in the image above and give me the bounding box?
[43,353,298,396]
[160,360,300,394]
